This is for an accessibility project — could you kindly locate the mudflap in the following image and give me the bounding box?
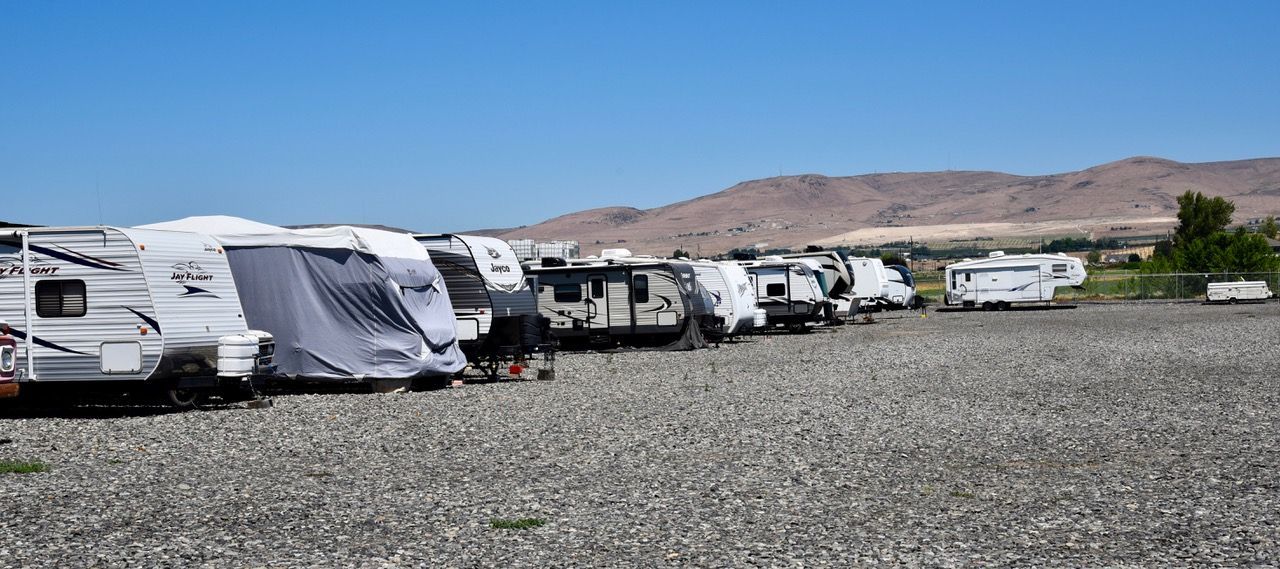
[0,383,18,399]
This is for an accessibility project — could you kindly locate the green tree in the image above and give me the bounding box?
[881,253,909,267]
[672,248,691,259]
[1174,190,1234,245]
[1173,228,1279,273]
[1261,216,1279,239]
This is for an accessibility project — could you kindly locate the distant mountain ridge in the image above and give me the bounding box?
[486,156,1280,255]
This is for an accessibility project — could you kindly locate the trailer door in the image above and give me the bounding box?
[587,274,609,331]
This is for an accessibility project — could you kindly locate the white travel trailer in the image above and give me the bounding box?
[414,234,552,370]
[883,264,921,309]
[0,226,273,405]
[735,258,826,332]
[524,255,716,349]
[779,251,854,320]
[684,260,758,338]
[142,216,466,383]
[592,250,754,340]
[846,256,892,309]
[1206,281,1273,303]
[944,251,1087,310]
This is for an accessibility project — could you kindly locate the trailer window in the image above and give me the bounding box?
[36,279,87,318]
[965,273,972,282]
[633,275,649,303]
[553,284,581,303]
[1052,264,1068,272]
[590,278,605,299]
[766,283,786,296]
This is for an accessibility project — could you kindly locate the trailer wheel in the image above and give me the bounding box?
[996,301,1009,311]
[1229,297,1238,304]
[981,301,994,311]
[162,386,205,410]
[787,322,809,334]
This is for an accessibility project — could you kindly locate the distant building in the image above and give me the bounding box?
[1100,245,1155,263]
[507,238,580,260]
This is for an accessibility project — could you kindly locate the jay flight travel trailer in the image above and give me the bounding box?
[0,226,274,407]
[141,217,466,384]
[1206,281,1273,303]
[1,320,17,398]
[944,251,1087,310]
[735,257,827,332]
[523,252,716,349]
[414,234,553,376]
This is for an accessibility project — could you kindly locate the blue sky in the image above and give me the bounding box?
[2,1,1278,231]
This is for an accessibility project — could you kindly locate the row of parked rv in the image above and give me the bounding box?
[0,215,1092,407]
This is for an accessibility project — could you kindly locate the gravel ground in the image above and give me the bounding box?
[1,302,1279,567]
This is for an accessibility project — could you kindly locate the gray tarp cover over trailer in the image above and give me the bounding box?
[138,216,467,380]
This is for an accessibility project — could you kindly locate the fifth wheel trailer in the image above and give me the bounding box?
[944,252,1087,309]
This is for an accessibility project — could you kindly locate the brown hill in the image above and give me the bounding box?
[493,156,1280,255]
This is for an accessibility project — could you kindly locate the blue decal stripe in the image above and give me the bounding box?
[123,307,162,334]
[179,285,220,298]
[6,328,92,356]
[27,244,129,272]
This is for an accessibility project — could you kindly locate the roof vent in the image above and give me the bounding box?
[601,248,632,259]
[540,257,567,267]
[989,250,1006,258]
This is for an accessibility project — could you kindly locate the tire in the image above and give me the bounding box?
[1229,297,1238,305]
[162,386,205,410]
[787,322,808,334]
[996,301,1009,311]
[981,301,994,311]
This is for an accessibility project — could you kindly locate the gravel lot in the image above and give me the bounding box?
[2,302,1278,567]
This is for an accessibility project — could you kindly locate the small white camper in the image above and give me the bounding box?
[0,226,273,405]
[944,251,1087,309]
[1206,281,1273,303]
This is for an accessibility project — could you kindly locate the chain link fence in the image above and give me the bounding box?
[914,271,1280,302]
[1056,271,1280,301]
